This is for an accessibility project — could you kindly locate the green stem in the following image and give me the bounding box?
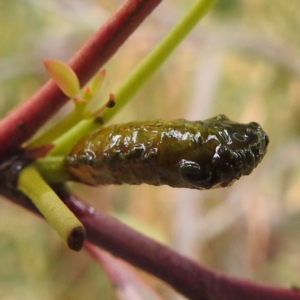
[26,105,86,147]
[107,0,216,121]
[17,165,85,251]
[48,0,216,156]
[34,156,68,183]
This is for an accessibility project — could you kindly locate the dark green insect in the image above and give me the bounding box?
[65,115,269,190]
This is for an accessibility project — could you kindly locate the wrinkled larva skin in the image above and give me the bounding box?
[65,115,269,189]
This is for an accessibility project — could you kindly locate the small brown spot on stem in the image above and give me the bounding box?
[94,115,104,125]
[68,226,86,251]
[17,123,25,131]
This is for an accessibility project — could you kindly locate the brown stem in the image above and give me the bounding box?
[0,0,161,159]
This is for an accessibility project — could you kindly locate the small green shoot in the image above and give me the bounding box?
[44,59,80,99]
[27,68,107,147]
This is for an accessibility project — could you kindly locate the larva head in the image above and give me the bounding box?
[179,115,269,189]
[199,115,269,188]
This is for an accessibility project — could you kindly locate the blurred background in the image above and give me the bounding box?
[1,0,300,299]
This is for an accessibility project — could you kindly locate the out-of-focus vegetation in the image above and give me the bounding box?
[1,0,300,299]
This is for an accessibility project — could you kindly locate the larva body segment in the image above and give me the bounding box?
[65,115,269,189]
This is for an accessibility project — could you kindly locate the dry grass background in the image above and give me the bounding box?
[1,0,300,299]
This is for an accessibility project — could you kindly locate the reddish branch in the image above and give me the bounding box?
[1,185,300,300]
[0,0,161,158]
[61,190,300,300]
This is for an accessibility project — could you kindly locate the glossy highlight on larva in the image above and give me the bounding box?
[65,115,269,189]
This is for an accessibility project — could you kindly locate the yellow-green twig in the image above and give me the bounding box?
[48,0,216,156]
[17,165,85,251]
[34,156,68,183]
[26,105,86,148]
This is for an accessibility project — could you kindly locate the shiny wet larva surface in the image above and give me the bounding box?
[65,115,269,189]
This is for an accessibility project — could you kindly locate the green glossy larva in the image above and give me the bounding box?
[65,115,269,189]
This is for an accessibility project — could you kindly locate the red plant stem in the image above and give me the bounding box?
[1,185,300,300]
[0,0,161,159]
[58,188,300,300]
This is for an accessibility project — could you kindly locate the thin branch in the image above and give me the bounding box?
[0,0,161,158]
[59,188,300,300]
